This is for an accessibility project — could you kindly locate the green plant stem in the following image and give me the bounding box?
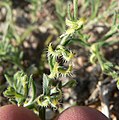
[67,3,73,20]
[101,40,119,47]
[90,0,100,19]
[84,2,119,30]
[39,107,46,120]
[98,31,117,42]
[65,38,90,47]
[73,0,78,20]
[94,46,104,71]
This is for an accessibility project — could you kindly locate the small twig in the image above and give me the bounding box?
[87,87,99,104]
[98,81,110,119]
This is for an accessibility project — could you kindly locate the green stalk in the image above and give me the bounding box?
[94,46,104,71]
[39,107,46,120]
[73,0,78,20]
[67,3,73,20]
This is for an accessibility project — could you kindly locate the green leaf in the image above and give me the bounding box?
[62,79,77,88]
[43,74,50,95]
[4,71,36,106]
[116,80,119,90]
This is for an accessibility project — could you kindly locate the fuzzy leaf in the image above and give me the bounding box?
[43,74,50,95]
[4,71,36,106]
